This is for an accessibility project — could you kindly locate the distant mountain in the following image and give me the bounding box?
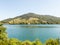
[1,13,60,24]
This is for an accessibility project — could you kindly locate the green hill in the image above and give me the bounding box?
[1,13,60,24]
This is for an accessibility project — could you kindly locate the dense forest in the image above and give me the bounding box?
[1,13,60,24]
[0,22,60,45]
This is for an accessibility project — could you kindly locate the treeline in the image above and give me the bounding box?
[1,13,60,24]
[0,38,59,45]
[0,23,60,45]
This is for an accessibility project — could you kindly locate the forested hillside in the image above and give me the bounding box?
[1,13,60,24]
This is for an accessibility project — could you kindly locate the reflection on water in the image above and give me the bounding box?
[20,25,57,28]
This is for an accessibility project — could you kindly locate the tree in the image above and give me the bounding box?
[0,24,9,45]
[33,39,42,45]
[46,39,58,45]
[9,38,22,45]
[22,40,32,45]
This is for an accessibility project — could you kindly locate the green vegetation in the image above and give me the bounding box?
[0,23,60,45]
[45,39,59,45]
[1,13,60,24]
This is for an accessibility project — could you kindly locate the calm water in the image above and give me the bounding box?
[4,24,60,43]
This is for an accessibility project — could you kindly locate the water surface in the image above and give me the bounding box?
[4,24,60,43]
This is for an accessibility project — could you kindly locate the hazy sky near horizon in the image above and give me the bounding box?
[0,0,60,20]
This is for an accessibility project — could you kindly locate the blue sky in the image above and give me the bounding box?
[0,0,60,20]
